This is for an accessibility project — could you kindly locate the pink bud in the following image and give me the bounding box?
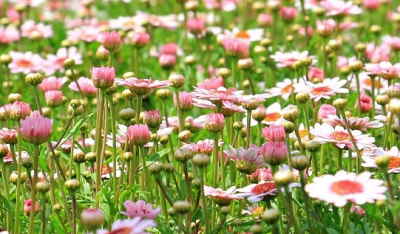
[131,32,150,47]
[204,113,225,132]
[280,7,297,20]
[363,0,380,10]
[257,13,273,27]
[221,38,249,58]
[20,111,52,145]
[45,90,64,107]
[126,124,151,145]
[308,67,325,82]
[318,104,337,120]
[91,67,115,89]
[143,110,162,129]
[186,17,206,34]
[100,31,122,51]
[178,92,193,111]
[358,93,373,113]
[262,125,286,142]
[159,54,177,68]
[259,141,288,166]
[160,43,178,55]
[24,199,40,215]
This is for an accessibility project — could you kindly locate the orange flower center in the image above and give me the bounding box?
[236,31,250,39]
[264,112,281,122]
[330,131,349,141]
[330,180,363,195]
[251,182,276,195]
[311,86,332,95]
[16,59,33,68]
[282,84,294,94]
[363,78,382,88]
[388,157,400,169]
[299,129,309,138]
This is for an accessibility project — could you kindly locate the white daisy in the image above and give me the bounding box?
[295,77,348,101]
[362,146,400,173]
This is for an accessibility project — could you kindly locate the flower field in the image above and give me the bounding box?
[1,0,400,233]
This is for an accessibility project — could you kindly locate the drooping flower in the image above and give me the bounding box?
[126,124,151,145]
[69,77,97,96]
[119,78,170,96]
[204,113,225,132]
[262,125,286,142]
[204,186,243,205]
[305,171,386,207]
[38,77,67,92]
[362,147,400,173]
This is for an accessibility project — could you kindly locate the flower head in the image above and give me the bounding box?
[122,200,160,219]
[126,124,151,145]
[305,171,386,207]
[20,111,52,145]
[92,67,115,89]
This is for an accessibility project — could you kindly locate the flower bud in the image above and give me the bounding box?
[388,99,400,114]
[65,179,80,191]
[291,155,310,170]
[8,93,22,103]
[192,153,210,167]
[81,208,105,230]
[119,108,136,121]
[333,98,347,110]
[375,155,390,169]
[273,170,294,186]
[36,181,50,193]
[376,94,390,105]
[25,73,44,86]
[173,200,192,214]
[169,73,185,88]
[295,92,309,103]
[261,208,280,224]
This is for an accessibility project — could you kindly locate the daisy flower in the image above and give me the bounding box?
[0,26,20,44]
[21,20,53,39]
[46,47,83,72]
[350,72,387,93]
[268,79,297,100]
[364,61,400,80]
[363,147,400,173]
[270,51,316,68]
[311,123,375,150]
[237,181,277,202]
[324,115,383,131]
[96,217,156,234]
[295,77,348,101]
[261,103,285,125]
[204,186,243,205]
[319,0,362,16]
[8,51,44,74]
[305,170,386,207]
[118,78,171,95]
[224,146,265,173]
[69,77,97,96]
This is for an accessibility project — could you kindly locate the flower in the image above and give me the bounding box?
[0,26,20,44]
[177,92,193,111]
[204,186,243,205]
[319,0,362,16]
[204,113,225,132]
[119,78,170,95]
[324,115,383,131]
[126,124,151,145]
[143,110,162,129]
[99,31,122,50]
[38,77,67,92]
[262,103,285,125]
[362,147,400,173]
[311,123,375,150]
[20,111,52,145]
[81,208,105,228]
[0,128,18,144]
[92,67,115,89]
[295,77,348,101]
[270,51,315,68]
[268,79,296,100]
[45,90,65,107]
[186,17,206,34]
[159,54,177,67]
[262,125,286,142]
[280,7,297,20]
[8,51,44,74]
[248,168,273,182]
[225,146,265,173]
[318,104,337,120]
[221,37,249,58]
[46,47,82,73]
[3,101,32,120]
[96,217,156,234]
[358,93,373,113]
[237,181,277,202]
[128,31,151,47]
[21,20,53,39]
[122,200,160,219]
[305,171,386,207]
[69,77,97,96]
[259,141,288,165]
[24,199,40,215]
[365,62,400,80]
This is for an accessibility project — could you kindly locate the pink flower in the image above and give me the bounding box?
[159,54,177,67]
[365,62,400,79]
[46,47,82,73]
[0,128,18,144]
[45,90,64,107]
[0,26,20,44]
[363,0,380,10]
[3,101,32,120]
[383,36,400,51]
[99,31,122,50]
[38,77,67,92]
[204,186,243,205]
[20,111,52,145]
[126,124,151,145]
[358,93,373,113]
[80,208,105,228]
[143,110,162,129]
[280,7,297,20]
[365,44,391,63]
[248,168,273,182]
[259,141,288,165]
[316,19,337,36]
[129,32,150,47]
[320,0,362,16]
[24,199,40,215]
[186,17,206,34]
[262,125,286,142]
[257,13,273,27]
[204,113,225,132]
[221,37,249,58]
[198,77,224,90]
[160,43,179,55]
[308,67,325,82]
[120,78,170,95]
[92,67,115,89]
[96,217,156,234]
[9,51,44,74]
[122,200,160,219]
[318,104,337,120]
[192,139,214,154]
[21,20,53,39]
[178,92,193,111]
[69,77,97,96]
